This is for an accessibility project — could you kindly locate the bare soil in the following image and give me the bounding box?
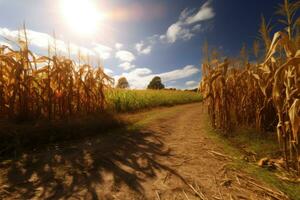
[0,103,290,199]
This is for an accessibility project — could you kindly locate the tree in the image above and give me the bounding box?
[116,77,129,89]
[147,76,165,90]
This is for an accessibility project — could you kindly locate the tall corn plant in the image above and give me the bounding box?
[0,27,113,120]
[199,0,300,173]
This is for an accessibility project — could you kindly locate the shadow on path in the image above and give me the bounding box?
[0,126,182,199]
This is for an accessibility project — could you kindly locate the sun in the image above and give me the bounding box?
[60,0,104,35]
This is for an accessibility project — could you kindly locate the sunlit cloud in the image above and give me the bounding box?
[115,43,123,50]
[185,80,200,89]
[115,50,135,62]
[162,0,214,43]
[119,62,135,70]
[165,22,193,43]
[186,80,197,86]
[135,41,152,55]
[93,43,112,60]
[159,65,200,82]
[131,68,153,76]
[0,27,96,56]
[114,65,200,89]
[104,68,114,75]
[192,24,202,31]
[184,0,215,24]
[0,27,123,63]
[68,43,95,57]
[0,40,12,48]
[134,0,215,53]
[0,27,51,49]
[0,27,115,78]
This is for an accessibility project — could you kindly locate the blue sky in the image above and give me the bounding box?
[0,0,283,89]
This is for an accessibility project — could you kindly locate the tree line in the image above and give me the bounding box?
[116,76,165,90]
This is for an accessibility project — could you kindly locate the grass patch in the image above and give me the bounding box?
[229,127,280,157]
[202,117,300,200]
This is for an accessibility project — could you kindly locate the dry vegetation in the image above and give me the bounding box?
[0,25,113,121]
[199,0,300,173]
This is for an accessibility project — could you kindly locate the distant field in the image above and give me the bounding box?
[106,89,202,112]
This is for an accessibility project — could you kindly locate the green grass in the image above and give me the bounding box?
[105,89,202,112]
[202,117,300,200]
[228,127,280,157]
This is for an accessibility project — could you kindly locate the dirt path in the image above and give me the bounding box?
[0,103,289,199]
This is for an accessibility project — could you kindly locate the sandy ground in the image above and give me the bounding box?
[0,103,289,199]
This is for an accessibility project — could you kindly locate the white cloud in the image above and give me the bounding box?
[0,27,18,41]
[104,68,114,75]
[141,46,152,54]
[93,44,112,60]
[0,27,115,59]
[186,80,197,86]
[159,65,199,82]
[135,41,152,55]
[68,43,95,57]
[166,23,181,43]
[114,65,200,89]
[159,35,166,41]
[135,0,214,49]
[135,43,143,52]
[0,40,12,48]
[114,68,152,89]
[115,50,135,62]
[192,24,202,31]
[163,0,214,43]
[165,22,194,43]
[185,1,215,25]
[131,68,153,76]
[0,27,52,50]
[119,62,135,70]
[115,43,123,50]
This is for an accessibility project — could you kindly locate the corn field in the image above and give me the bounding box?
[106,89,202,112]
[199,0,300,173]
[0,27,113,121]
